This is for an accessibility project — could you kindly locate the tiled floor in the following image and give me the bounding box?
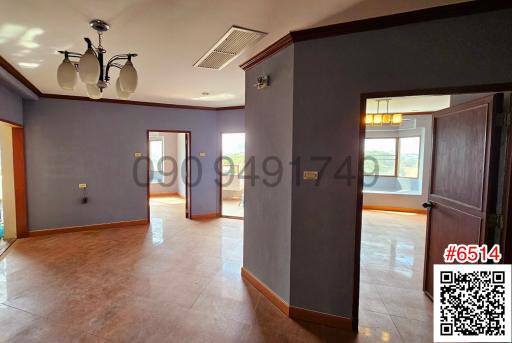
[222,198,244,218]
[360,210,431,343]
[0,198,429,342]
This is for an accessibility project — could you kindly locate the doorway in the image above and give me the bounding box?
[356,92,509,340]
[220,132,245,219]
[147,130,191,220]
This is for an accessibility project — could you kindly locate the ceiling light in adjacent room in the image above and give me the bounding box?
[366,99,403,126]
[56,19,138,100]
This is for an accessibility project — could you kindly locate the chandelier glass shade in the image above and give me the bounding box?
[56,19,138,100]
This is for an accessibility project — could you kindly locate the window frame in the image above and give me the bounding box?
[363,137,399,177]
[149,136,164,184]
[397,135,421,179]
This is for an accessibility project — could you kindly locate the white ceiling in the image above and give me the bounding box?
[0,0,467,107]
[366,95,451,113]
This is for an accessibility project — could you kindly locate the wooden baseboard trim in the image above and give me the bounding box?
[241,267,352,329]
[289,307,352,330]
[190,212,220,220]
[363,205,427,214]
[241,267,290,316]
[150,192,179,197]
[28,219,149,237]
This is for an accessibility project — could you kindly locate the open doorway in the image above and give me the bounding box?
[356,93,510,340]
[147,130,191,221]
[220,132,245,219]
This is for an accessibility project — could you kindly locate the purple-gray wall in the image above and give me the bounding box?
[0,81,23,125]
[244,46,294,302]
[23,98,244,230]
[245,8,512,319]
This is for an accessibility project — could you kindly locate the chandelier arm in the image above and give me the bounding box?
[57,51,82,59]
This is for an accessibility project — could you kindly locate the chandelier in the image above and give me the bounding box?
[365,99,402,126]
[56,19,138,100]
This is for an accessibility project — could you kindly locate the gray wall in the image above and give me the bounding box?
[0,81,23,125]
[23,98,239,230]
[245,8,512,318]
[244,46,294,302]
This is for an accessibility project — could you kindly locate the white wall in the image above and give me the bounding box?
[177,133,186,197]
[149,132,178,194]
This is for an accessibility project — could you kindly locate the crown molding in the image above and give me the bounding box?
[241,0,512,70]
[0,56,244,111]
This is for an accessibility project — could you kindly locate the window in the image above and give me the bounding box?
[149,137,164,183]
[398,136,420,178]
[364,138,397,176]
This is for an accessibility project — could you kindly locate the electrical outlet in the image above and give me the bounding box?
[199,152,206,157]
[134,152,142,157]
[78,183,87,189]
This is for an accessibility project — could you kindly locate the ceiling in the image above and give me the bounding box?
[0,0,467,107]
[366,95,451,113]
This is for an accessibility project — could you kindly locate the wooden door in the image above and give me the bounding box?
[423,94,502,297]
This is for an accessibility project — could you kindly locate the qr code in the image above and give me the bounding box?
[434,264,511,342]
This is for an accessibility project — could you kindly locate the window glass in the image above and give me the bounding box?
[398,136,421,178]
[364,138,397,176]
[150,138,164,183]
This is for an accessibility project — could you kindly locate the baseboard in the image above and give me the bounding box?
[241,267,352,329]
[190,212,220,220]
[241,267,290,316]
[363,205,427,214]
[289,307,352,330]
[150,192,179,197]
[28,219,149,237]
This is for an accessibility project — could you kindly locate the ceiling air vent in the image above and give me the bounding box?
[194,26,266,70]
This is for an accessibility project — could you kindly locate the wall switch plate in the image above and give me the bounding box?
[199,152,206,157]
[303,171,319,180]
[134,152,142,157]
[78,183,87,189]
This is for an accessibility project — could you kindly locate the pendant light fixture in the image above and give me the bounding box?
[56,19,138,100]
[365,99,403,126]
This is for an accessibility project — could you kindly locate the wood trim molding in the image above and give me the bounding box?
[241,1,512,70]
[240,34,293,70]
[12,127,28,238]
[241,267,290,316]
[241,267,353,329]
[289,307,352,330]
[190,212,221,220]
[0,55,41,96]
[28,219,149,237]
[363,205,427,214]
[149,192,179,197]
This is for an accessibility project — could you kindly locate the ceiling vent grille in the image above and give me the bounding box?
[194,26,266,70]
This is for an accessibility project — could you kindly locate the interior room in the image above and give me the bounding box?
[148,131,188,218]
[0,1,512,342]
[221,132,246,218]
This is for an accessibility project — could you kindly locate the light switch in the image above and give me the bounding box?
[199,152,206,157]
[134,152,142,157]
[303,171,318,180]
[79,183,87,189]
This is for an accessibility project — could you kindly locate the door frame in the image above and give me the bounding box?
[353,84,512,331]
[146,130,192,219]
[219,131,245,220]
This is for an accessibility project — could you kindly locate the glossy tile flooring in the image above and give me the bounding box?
[0,198,430,342]
[360,210,432,343]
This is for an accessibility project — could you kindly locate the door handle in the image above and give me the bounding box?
[422,201,434,209]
